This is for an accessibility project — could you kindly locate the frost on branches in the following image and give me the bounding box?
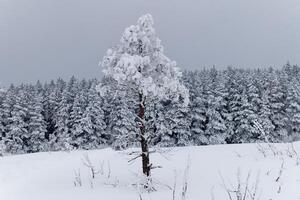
[99,14,189,104]
[98,14,189,178]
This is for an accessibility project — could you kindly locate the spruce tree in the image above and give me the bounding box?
[27,93,47,152]
[53,88,71,150]
[5,89,28,154]
[80,83,107,149]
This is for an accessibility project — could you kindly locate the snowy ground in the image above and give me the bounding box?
[1,143,300,200]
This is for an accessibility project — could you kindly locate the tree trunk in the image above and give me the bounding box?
[139,92,151,177]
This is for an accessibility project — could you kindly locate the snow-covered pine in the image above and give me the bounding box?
[0,88,6,154]
[0,88,5,139]
[232,72,260,143]
[5,88,29,154]
[223,68,256,143]
[43,82,56,141]
[79,83,107,149]
[204,68,227,144]
[53,76,83,150]
[190,95,208,145]
[109,95,137,150]
[53,88,72,151]
[27,92,47,153]
[98,14,189,177]
[150,99,190,147]
[69,90,87,148]
[285,67,300,141]
[184,70,208,145]
[146,100,171,146]
[0,85,15,154]
[46,79,66,150]
[268,69,289,141]
[168,101,191,146]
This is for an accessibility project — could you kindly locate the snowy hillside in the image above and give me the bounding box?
[1,142,300,200]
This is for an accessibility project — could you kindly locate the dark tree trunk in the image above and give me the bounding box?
[139,92,151,177]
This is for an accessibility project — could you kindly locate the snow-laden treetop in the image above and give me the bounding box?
[0,87,5,93]
[99,14,189,105]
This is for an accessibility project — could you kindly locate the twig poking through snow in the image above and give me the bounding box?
[73,169,82,187]
[290,143,300,166]
[172,171,177,200]
[275,158,284,182]
[219,169,262,200]
[82,154,99,179]
[181,156,191,200]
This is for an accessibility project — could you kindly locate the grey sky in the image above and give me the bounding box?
[1,0,300,86]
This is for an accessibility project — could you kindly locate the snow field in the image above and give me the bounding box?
[1,143,300,200]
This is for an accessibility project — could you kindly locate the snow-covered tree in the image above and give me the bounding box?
[78,83,107,149]
[0,86,15,152]
[286,77,300,140]
[5,89,28,154]
[0,88,5,139]
[204,68,227,144]
[190,96,207,145]
[151,99,191,147]
[109,95,137,150]
[43,80,59,141]
[169,102,191,146]
[27,93,47,153]
[257,90,275,142]
[98,14,189,178]
[52,88,71,151]
[69,91,85,148]
[0,88,6,154]
[223,67,241,143]
[268,70,288,141]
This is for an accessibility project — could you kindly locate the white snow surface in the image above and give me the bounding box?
[1,143,300,200]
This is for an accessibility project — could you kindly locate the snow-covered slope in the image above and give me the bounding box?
[1,143,300,200]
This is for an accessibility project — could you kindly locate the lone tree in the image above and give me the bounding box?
[98,14,189,179]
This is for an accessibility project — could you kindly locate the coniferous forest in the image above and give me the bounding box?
[0,64,300,154]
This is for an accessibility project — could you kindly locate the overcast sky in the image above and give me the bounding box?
[0,0,300,86]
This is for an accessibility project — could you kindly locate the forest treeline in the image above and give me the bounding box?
[0,64,300,154]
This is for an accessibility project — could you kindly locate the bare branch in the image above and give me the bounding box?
[275,158,284,182]
[128,154,142,163]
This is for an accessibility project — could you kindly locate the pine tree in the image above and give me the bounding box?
[75,83,107,149]
[151,99,190,147]
[170,102,191,146]
[53,88,71,151]
[43,80,58,141]
[182,70,206,145]
[147,100,172,146]
[5,89,29,154]
[27,93,47,152]
[268,69,288,141]
[190,96,208,145]
[234,89,258,143]
[69,91,85,148]
[257,90,275,142]
[223,67,240,143]
[109,95,137,150]
[0,88,6,154]
[83,89,107,148]
[0,88,5,140]
[204,68,227,144]
[98,14,189,178]
[286,77,300,140]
